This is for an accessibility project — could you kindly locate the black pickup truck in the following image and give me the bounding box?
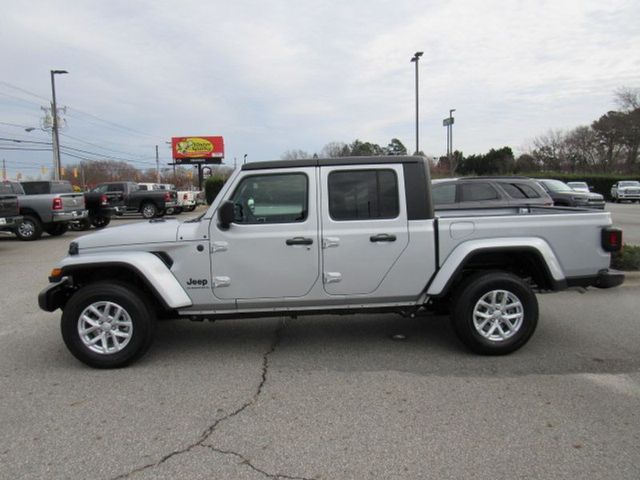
[90,181,178,219]
[0,183,23,235]
[21,181,114,230]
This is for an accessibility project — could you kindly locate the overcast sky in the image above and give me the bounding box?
[1,0,639,179]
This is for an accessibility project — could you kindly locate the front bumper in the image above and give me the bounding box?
[38,276,74,312]
[52,209,88,222]
[566,269,625,289]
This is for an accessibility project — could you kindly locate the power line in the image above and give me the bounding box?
[0,81,50,102]
[59,132,156,159]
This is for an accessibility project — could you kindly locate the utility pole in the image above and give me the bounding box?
[155,145,160,183]
[410,51,423,155]
[50,70,68,180]
[2,159,6,181]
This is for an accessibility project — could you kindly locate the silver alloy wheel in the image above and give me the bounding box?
[472,289,524,342]
[18,221,35,238]
[142,204,156,218]
[77,301,133,354]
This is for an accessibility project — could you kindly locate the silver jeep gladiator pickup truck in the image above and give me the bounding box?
[39,156,624,368]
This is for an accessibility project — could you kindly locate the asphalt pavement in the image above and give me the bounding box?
[0,210,639,479]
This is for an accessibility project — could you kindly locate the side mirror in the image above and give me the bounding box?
[217,200,235,229]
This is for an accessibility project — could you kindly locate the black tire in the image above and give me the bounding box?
[451,271,538,355]
[140,202,158,219]
[15,215,43,241]
[61,282,155,368]
[184,205,196,212]
[44,223,69,236]
[91,215,111,229]
[156,210,166,218]
[70,219,92,231]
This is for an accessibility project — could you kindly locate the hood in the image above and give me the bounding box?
[587,192,604,200]
[76,219,180,250]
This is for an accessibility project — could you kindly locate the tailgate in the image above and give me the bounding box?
[0,196,19,216]
[59,193,86,211]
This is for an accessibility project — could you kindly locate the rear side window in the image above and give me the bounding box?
[432,184,456,205]
[500,182,541,199]
[460,183,499,201]
[328,169,399,221]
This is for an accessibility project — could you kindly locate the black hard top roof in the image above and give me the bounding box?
[242,155,426,171]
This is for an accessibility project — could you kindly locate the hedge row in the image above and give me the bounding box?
[522,172,639,199]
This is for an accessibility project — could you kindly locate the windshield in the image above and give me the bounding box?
[568,182,587,189]
[541,179,573,192]
[619,181,640,187]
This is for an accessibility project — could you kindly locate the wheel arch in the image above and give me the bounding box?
[47,253,192,313]
[427,240,566,298]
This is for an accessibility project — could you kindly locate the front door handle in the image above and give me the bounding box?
[286,237,313,246]
[370,233,396,243]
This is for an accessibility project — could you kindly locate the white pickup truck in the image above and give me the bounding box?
[39,156,624,368]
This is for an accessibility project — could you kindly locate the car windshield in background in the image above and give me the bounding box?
[568,182,588,190]
[541,179,573,192]
[0,183,14,194]
[619,181,640,187]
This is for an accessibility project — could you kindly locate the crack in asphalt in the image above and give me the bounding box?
[204,445,313,480]
[112,319,293,480]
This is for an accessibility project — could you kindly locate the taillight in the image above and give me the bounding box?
[601,227,622,252]
[164,192,171,201]
[52,197,63,210]
[183,193,188,200]
[100,194,108,206]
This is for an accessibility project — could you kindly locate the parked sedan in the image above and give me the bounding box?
[538,179,605,209]
[432,177,553,210]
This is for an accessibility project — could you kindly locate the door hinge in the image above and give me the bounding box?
[213,276,231,288]
[323,272,342,284]
[210,241,228,253]
[322,237,340,249]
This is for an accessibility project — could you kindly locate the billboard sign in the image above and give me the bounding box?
[171,136,224,163]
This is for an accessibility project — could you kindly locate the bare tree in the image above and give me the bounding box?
[281,149,311,160]
[320,141,348,158]
[615,87,640,112]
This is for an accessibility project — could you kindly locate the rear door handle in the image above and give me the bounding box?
[370,234,396,243]
[286,237,313,246]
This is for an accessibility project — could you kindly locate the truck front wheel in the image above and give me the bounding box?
[61,282,155,368]
[451,272,538,355]
[44,223,69,236]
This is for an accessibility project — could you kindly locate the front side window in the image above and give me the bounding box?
[460,183,499,201]
[230,173,308,224]
[328,169,399,221]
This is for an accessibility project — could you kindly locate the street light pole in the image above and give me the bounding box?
[448,109,456,172]
[410,51,423,155]
[50,69,68,180]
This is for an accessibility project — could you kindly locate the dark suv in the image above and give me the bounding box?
[537,179,605,209]
[432,177,553,209]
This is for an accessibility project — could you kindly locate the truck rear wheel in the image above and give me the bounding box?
[16,215,43,241]
[61,282,155,368]
[451,271,538,355]
[141,202,158,219]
